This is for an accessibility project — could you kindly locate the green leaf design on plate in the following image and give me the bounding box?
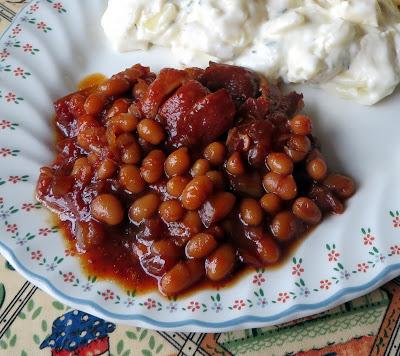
[33,334,40,345]
[21,351,27,356]
[155,344,163,353]
[52,301,64,310]
[126,331,137,339]
[27,299,34,312]
[9,335,16,347]
[139,329,148,341]
[122,351,131,356]
[18,311,26,319]
[0,340,7,349]
[141,350,152,356]
[41,320,47,332]
[0,283,5,310]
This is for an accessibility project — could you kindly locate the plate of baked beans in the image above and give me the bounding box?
[0,1,399,331]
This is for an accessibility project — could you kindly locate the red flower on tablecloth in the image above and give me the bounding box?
[5,92,16,103]
[63,272,75,282]
[12,25,22,35]
[6,223,18,233]
[187,301,200,312]
[101,289,115,301]
[292,263,304,276]
[328,250,340,262]
[357,263,369,273]
[320,279,332,290]
[39,227,51,236]
[277,292,290,303]
[390,245,400,255]
[232,299,246,310]
[143,298,156,309]
[363,233,375,245]
[31,250,43,261]
[252,272,266,286]
[0,49,10,59]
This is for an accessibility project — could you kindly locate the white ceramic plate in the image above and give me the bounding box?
[0,0,399,332]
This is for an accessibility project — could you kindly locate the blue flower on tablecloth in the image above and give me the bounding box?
[40,310,116,353]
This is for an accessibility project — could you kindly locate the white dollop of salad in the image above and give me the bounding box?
[101,0,400,105]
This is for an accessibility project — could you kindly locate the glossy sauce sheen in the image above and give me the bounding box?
[37,63,355,296]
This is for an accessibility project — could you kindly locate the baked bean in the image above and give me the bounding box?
[240,198,263,226]
[108,113,138,133]
[121,141,141,164]
[96,158,117,180]
[266,152,293,175]
[290,115,312,135]
[140,149,166,183]
[133,79,149,99]
[191,158,211,177]
[106,98,131,119]
[77,127,107,152]
[129,193,160,223]
[205,244,236,281]
[307,158,328,181]
[262,173,297,200]
[199,192,236,227]
[151,239,180,257]
[166,176,190,198]
[116,133,135,148]
[159,200,185,222]
[159,259,203,296]
[260,193,282,215]
[323,174,355,199]
[137,119,165,145]
[91,194,124,226]
[256,234,280,264]
[226,152,245,175]
[119,165,145,194]
[270,211,298,241]
[84,94,107,116]
[71,157,92,184]
[182,210,203,235]
[77,114,98,132]
[284,135,311,162]
[165,147,191,177]
[292,197,322,225]
[204,225,225,240]
[206,170,224,189]
[186,233,218,259]
[76,220,105,250]
[204,142,226,166]
[97,77,130,96]
[181,175,213,210]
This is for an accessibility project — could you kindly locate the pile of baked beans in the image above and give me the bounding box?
[36,63,355,296]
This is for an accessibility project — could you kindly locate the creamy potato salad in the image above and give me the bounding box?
[102,0,400,105]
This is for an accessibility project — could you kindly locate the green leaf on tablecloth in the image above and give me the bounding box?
[155,344,163,353]
[139,329,148,341]
[9,335,16,347]
[33,334,40,345]
[0,340,7,349]
[122,350,131,356]
[126,331,137,339]
[52,301,64,310]
[0,283,5,310]
[149,336,155,350]
[31,306,42,320]
[21,351,27,356]
[27,299,34,312]
[141,350,152,356]
[117,340,124,354]
[18,311,26,319]
[5,328,10,338]
[41,320,48,332]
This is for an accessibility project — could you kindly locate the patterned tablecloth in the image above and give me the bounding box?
[1,2,400,355]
